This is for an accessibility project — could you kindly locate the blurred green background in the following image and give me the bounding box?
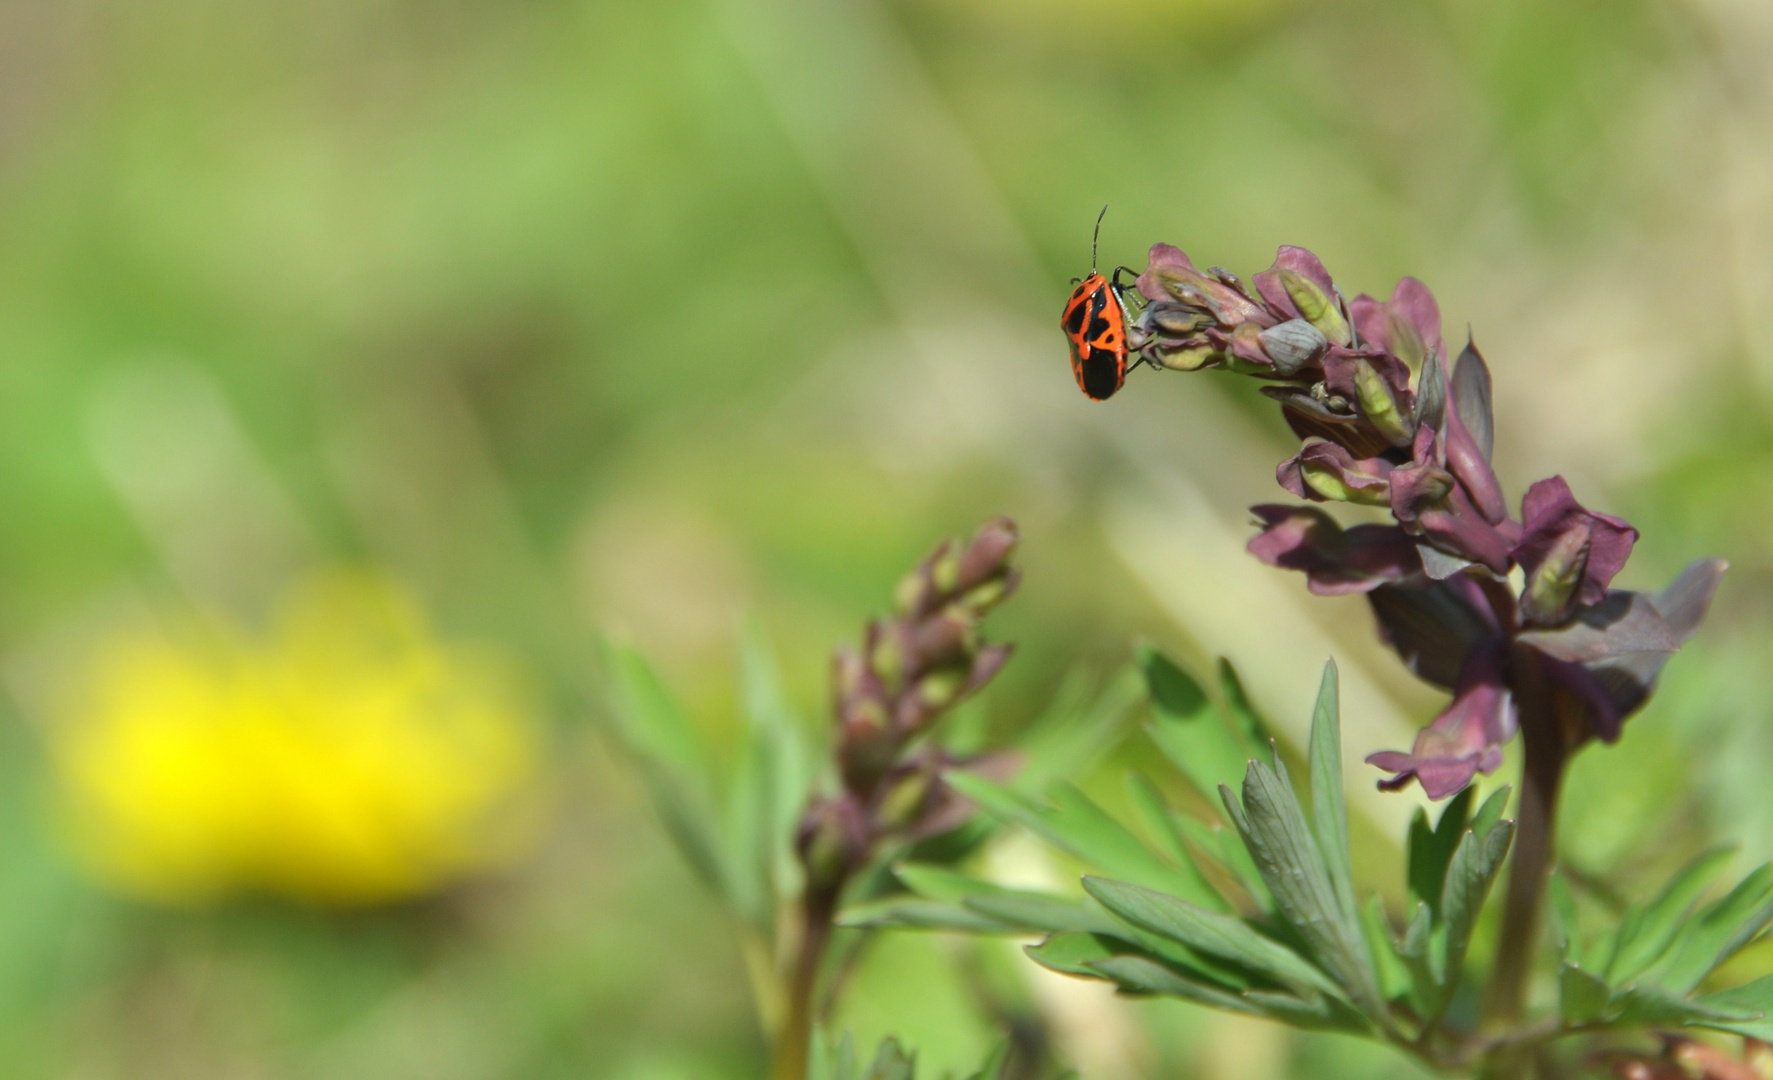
[0,0,1771,1076]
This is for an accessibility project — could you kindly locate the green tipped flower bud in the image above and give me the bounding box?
[1279,269,1351,346]
[1259,319,1328,376]
[869,631,904,688]
[929,547,961,596]
[1519,521,1592,626]
[916,666,968,710]
[1301,460,1392,506]
[1155,344,1221,371]
[874,767,935,832]
[1354,358,1416,448]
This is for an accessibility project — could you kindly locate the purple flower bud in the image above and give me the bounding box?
[1258,319,1328,376]
[1352,358,1416,448]
[1246,505,1422,595]
[1253,247,1351,345]
[797,794,872,890]
[1349,277,1441,370]
[1137,244,1272,328]
[1278,439,1394,505]
[1227,321,1277,373]
[1512,476,1638,614]
[957,517,1018,592]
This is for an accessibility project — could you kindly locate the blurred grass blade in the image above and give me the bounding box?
[1607,848,1735,986]
[1655,864,1773,993]
[945,773,1223,910]
[1014,666,1144,793]
[963,1041,1010,1080]
[1219,658,1273,746]
[601,638,728,895]
[1143,647,1262,804]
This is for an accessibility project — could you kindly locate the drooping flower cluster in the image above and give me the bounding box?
[796,519,1019,891]
[1129,244,1724,798]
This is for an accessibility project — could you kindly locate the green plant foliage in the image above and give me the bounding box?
[810,1033,1027,1080]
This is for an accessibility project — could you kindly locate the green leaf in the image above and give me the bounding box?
[1559,962,1610,1024]
[1407,787,1473,918]
[1396,901,1440,1013]
[1361,895,1412,1002]
[1219,657,1272,747]
[1695,975,1773,1040]
[1229,759,1383,1017]
[962,1042,1010,1080]
[945,774,1221,909]
[1469,786,1510,840]
[1025,932,1124,978]
[1612,985,1760,1028]
[1550,872,1581,963]
[1173,813,1273,911]
[1608,848,1736,987]
[965,893,1121,935]
[1655,864,1773,994]
[1306,661,1361,960]
[1082,876,1346,1002]
[865,1036,916,1080]
[873,864,1115,934]
[1143,647,1258,802]
[1438,817,1515,995]
[838,898,1014,932]
[1120,775,1229,911]
[811,1029,858,1080]
[1086,955,1262,1014]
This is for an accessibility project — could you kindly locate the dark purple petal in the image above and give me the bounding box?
[1351,277,1442,367]
[1246,505,1423,595]
[1538,652,1627,743]
[1322,347,1412,408]
[1253,246,1337,319]
[1515,590,1677,663]
[1391,463,1514,573]
[1277,439,1394,505]
[1582,559,1728,722]
[1444,402,1508,524]
[1513,477,1639,611]
[1367,645,1515,798]
[1367,576,1505,690]
[1450,339,1496,462]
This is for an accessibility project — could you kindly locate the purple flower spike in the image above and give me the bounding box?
[1137,244,1272,328]
[1366,645,1515,798]
[1512,476,1638,625]
[1247,505,1423,595]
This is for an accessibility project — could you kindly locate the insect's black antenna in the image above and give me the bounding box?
[1092,205,1108,274]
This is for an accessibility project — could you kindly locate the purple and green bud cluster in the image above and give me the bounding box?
[796,519,1019,891]
[1130,243,1725,798]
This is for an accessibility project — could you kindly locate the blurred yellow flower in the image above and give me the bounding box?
[49,572,543,907]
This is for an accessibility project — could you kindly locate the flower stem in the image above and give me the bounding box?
[1485,651,1569,1034]
[772,884,839,1080]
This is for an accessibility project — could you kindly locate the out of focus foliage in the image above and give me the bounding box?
[0,0,1770,1077]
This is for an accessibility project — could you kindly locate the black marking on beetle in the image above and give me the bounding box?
[1065,300,1088,335]
[1081,347,1122,400]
